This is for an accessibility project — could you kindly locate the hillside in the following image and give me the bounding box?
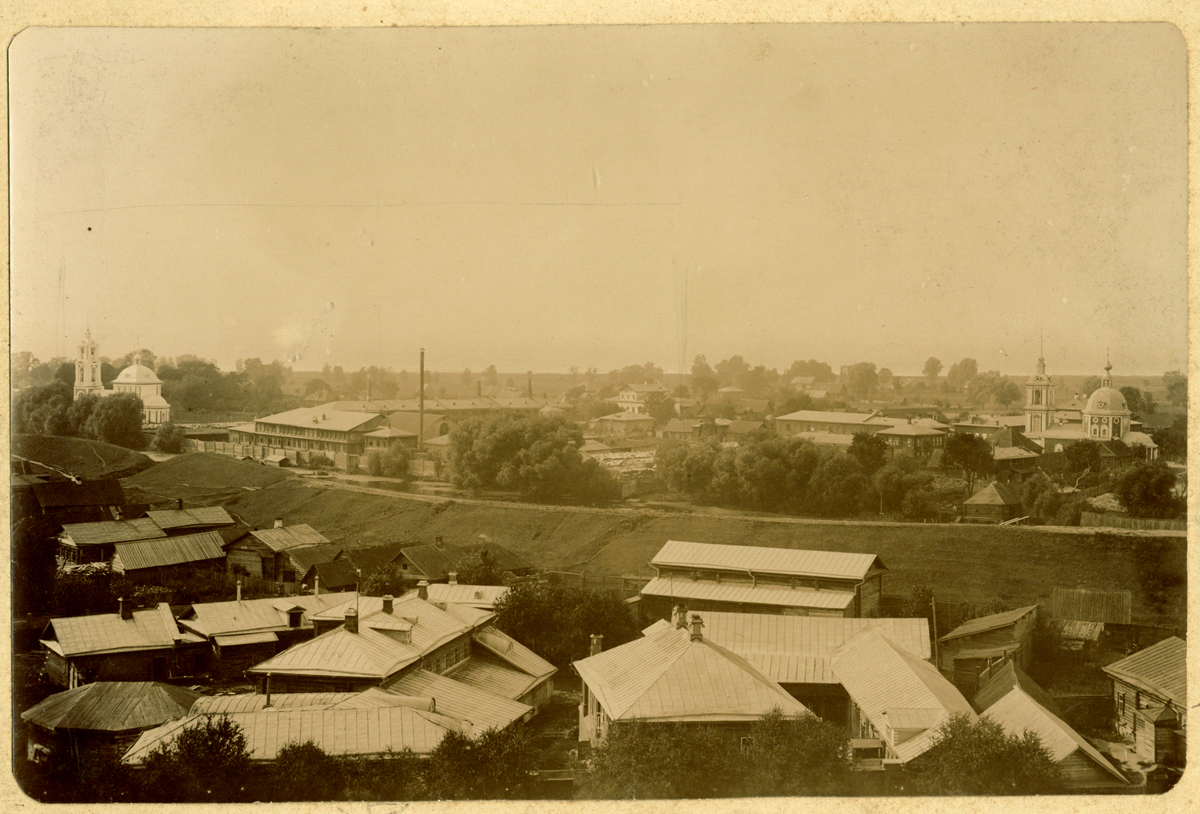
[13,434,155,481]
[122,454,1187,628]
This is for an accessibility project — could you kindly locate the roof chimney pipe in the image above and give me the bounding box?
[345,607,359,634]
[382,595,394,614]
[274,518,284,529]
[672,605,689,630]
[689,614,704,642]
[264,673,273,708]
[236,578,242,603]
[418,580,429,601]
[448,571,457,585]
[177,498,184,511]
[119,597,133,620]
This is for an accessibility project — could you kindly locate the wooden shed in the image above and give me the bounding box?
[224,523,334,584]
[112,531,227,583]
[960,482,1023,524]
[21,681,200,767]
[937,606,1038,695]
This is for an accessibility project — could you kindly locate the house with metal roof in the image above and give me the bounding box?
[573,613,809,747]
[21,681,201,767]
[123,705,464,767]
[960,481,1023,524]
[590,411,657,438]
[875,423,947,462]
[224,521,335,584]
[971,659,1127,792]
[426,582,510,611]
[1102,636,1186,769]
[143,505,235,534]
[176,591,358,679]
[937,606,1038,694]
[40,600,206,688]
[775,409,902,439]
[226,406,389,459]
[58,518,167,564]
[246,588,556,714]
[644,540,887,619]
[112,531,227,583]
[831,629,975,767]
[645,609,930,728]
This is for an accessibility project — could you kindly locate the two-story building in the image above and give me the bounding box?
[640,540,887,620]
[775,410,901,439]
[228,407,388,460]
[613,382,668,414]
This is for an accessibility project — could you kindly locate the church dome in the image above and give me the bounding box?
[115,363,162,385]
[1085,386,1127,415]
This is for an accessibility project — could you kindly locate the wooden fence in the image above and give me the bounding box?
[1080,511,1186,532]
[543,571,651,599]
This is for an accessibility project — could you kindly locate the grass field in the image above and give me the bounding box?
[13,434,154,480]
[123,454,1187,628]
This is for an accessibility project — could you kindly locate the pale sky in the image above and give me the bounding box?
[9,24,1188,377]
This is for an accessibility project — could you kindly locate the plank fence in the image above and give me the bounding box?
[1080,511,1186,532]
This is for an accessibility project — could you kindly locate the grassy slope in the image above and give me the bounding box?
[123,454,1187,628]
[13,434,154,480]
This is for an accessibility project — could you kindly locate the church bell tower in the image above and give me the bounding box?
[1024,345,1055,434]
[75,330,104,398]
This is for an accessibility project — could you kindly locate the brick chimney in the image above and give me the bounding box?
[345,608,359,634]
[689,614,704,642]
[448,571,457,585]
[418,580,429,600]
[589,633,604,655]
[118,597,133,620]
[177,498,184,510]
[382,595,394,614]
[274,518,284,529]
[672,605,689,630]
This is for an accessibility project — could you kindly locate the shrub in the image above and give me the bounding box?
[150,421,187,453]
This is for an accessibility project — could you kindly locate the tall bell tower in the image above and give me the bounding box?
[74,330,104,398]
[1024,341,1055,434]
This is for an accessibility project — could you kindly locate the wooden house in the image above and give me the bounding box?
[645,609,930,728]
[937,606,1038,695]
[246,591,556,715]
[40,600,207,688]
[642,540,887,619]
[972,659,1128,792]
[21,681,200,768]
[223,522,335,584]
[57,518,166,564]
[143,505,235,535]
[573,612,808,747]
[960,482,1023,524]
[112,531,227,583]
[1102,636,1186,770]
[175,592,362,679]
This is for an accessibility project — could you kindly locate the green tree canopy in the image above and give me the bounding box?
[424,726,537,800]
[924,357,943,382]
[454,547,506,586]
[140,715,253,802]
[151,421,187,453]
[1113,461,1183,519]
[642,390,678,424]
[944,432,994,494]
[269,741,345,802]
[86,392,147,449]
[848,431,888,477]
[577,720,741,799]
[366,443,412,480]
[914,713,1063,795]
[492,581,639,669]
[843,361,878,400]
[741,709,851,795]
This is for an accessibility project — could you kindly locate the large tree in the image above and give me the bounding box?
[424,726,538,800]
[140,715,253,802]
[944,432,994,494]
[741,709,852,795]
[923,356,943,383]
[946,358,978,392]
[848,431,888,477]
[86,392,147,449]
[576,721,741,800]
[1114,461,1182,519]
[914,714,1062,795]
[842,362,878,400]
[642,390,678,424]
[492,581,640,669]
[1119,386,1155,419]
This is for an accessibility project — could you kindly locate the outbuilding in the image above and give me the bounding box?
[937,605,1038,694]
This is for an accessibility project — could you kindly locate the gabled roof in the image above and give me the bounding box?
[573,621,808,723]
[385,668,532,731]
[1050,587,1132,625]
[123,706,461,764]
[689,612,931,685]
[640,577,855,611]
[448,652,543,700]
[249,594,486,680]
[981,683,1127,783]
[145,506,234,532]
[22,682,200,733]
[30,479,124,510]
[306,559,361,591]
[60,518,167,548]
[339,542,413,577]
[651,540,885,581]
[427,583,510,609]
[191,692,357,715]
[940,606,1038,642]
[285,544,342,572]
[401,543,462,579]
[248,524,330,551]
[962,482,1022,507]
[831,630,975,762]
[113,531,226,572]
[44,603,179,657]
[1102,637,1186,708]
[177,592,356,638]
[472,626,556,680]
[254,407,386,433]
[972,659,1063,718]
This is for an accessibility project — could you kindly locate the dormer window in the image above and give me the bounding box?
[288,610,303,628]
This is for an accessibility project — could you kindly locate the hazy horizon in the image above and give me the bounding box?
[10,25,1188,379]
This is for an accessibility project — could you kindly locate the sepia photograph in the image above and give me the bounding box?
[7,21,1190,804]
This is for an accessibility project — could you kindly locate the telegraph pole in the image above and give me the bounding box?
[419,348,425,453]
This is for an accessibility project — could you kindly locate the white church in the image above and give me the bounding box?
[74,330,171,426]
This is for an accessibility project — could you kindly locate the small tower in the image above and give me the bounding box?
[74,330,104,398]
[1024,342,1055,434]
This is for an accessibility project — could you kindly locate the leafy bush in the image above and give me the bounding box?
[913,713,1063,795]
[424,727,537,800]
[140,716,254,802]
[493,581,640,668]
[150,421,187,453]
[309,453,335,469]
[366,444,412,479]
[270,741,345,801]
